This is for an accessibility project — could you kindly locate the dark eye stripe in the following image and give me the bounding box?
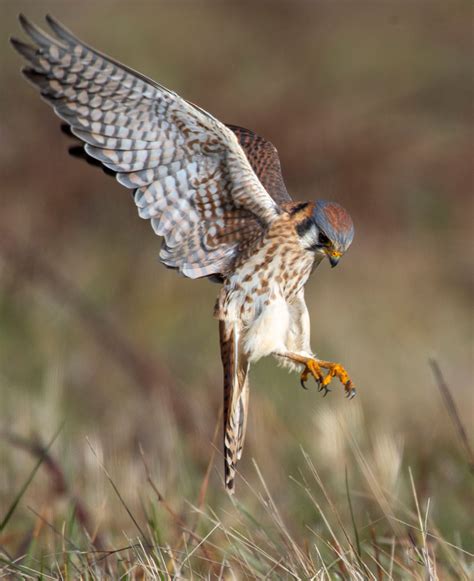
[296,217,314,237]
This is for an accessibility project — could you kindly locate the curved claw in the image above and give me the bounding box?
[346,387,357,399]
[298,358,356,399]
[300,360,323,390]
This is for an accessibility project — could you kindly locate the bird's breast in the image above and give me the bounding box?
[215,219,315,324]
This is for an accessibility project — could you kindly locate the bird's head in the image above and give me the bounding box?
[297,200,354,267]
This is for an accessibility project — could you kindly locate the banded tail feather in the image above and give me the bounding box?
[219,320,249,494]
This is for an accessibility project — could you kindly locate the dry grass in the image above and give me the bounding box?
[0,1,473,578]
[0,396,471,578]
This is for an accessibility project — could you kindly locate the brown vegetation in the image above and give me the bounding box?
[0,1,472,578]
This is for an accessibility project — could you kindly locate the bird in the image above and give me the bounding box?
[11,15,356,494]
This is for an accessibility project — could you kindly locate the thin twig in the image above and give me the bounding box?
[0,425,63,534]
[2,430,105,551]
[197,404,223,511]
[86,438,150,546]
[429,358,474,473]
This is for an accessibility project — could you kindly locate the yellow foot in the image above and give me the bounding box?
[319,360,356,399]
[300,358,356,399]
[300,359,324,391]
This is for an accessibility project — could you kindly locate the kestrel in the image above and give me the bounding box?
[12,15,355,494]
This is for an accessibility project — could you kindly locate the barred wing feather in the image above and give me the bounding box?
[226,125,291,207]
[11,14,282,278]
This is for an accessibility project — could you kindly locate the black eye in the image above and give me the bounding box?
[318,232,330,245]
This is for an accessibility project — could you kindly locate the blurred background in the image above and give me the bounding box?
[0,1,472,576]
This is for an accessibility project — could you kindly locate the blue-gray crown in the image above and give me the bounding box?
[312,200,354,252]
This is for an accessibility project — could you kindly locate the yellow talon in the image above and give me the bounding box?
[300,359,324,389]
[300,358,356,398]
[319,360,356,398]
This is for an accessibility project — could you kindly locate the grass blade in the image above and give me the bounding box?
[429,358,474,473]
[345,467,361,559]
[0,423,64,533]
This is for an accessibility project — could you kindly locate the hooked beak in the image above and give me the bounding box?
[327,250,342,268]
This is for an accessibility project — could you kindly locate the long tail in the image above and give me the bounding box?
[219,320,250,494]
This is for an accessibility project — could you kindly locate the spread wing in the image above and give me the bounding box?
[11,15,283,279]
[64,123,293,210]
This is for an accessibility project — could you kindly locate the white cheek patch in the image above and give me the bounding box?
[299,222,318,249]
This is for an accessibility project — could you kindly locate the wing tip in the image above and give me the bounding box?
[44,13,74,44]
[18,12,37,38]
[17,13,36,43]
[18,12,28,27]
[9,35,26,52]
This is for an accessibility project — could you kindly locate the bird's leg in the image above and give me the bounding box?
[276,352,356,398]
[275,352,324,391]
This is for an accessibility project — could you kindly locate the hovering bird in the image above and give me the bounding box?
[11,15,356,494]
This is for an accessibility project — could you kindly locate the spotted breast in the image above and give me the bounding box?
[215,212,315,360]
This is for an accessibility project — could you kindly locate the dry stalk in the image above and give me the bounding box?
[2,430,105,551]
[429,359,474,473]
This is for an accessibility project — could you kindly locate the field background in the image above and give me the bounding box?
[0,1,472,578]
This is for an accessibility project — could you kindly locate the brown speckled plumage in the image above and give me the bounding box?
[12,15,356,495]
